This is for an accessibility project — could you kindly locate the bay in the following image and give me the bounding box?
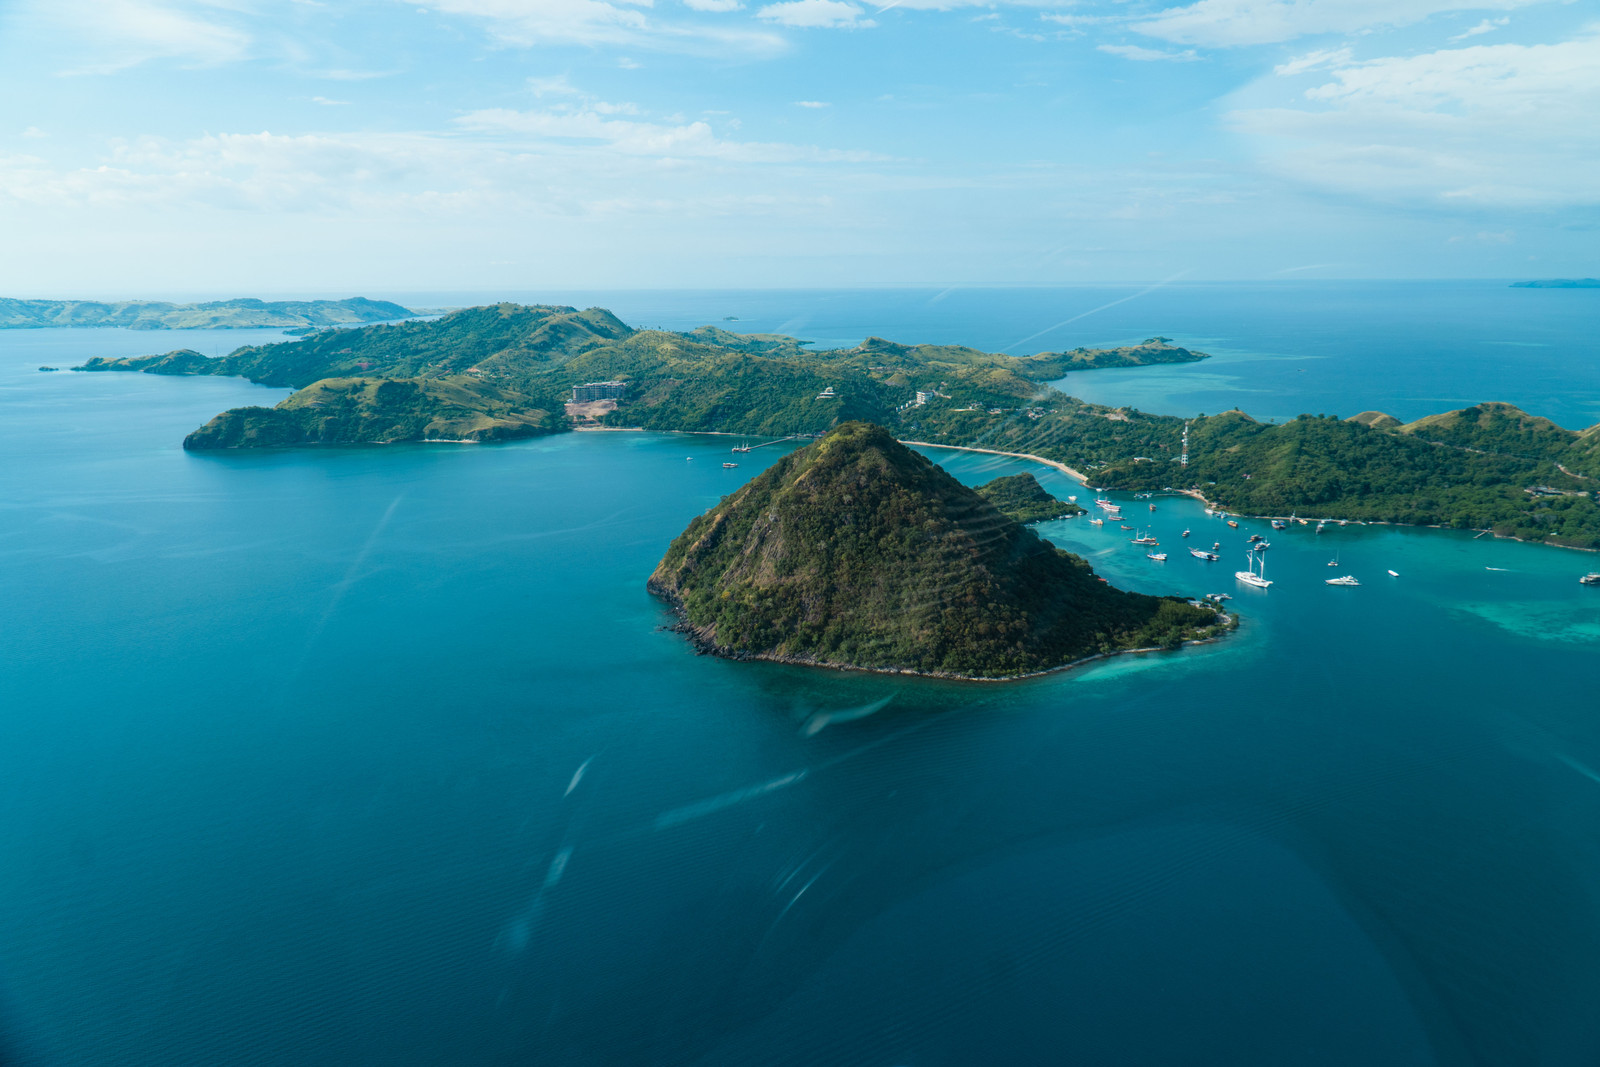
[2,291,1599,1065]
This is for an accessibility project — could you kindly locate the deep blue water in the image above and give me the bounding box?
[2,291,1600,1065]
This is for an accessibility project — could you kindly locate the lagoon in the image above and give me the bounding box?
[3,291,1600,1065]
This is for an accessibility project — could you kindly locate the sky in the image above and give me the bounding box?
[0,0,1595,294]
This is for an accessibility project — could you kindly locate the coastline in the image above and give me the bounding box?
[648,584,1233,684]
[897,440,1091,484]
[1171,488,1599,554]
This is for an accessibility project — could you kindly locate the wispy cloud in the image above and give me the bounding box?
[1134,0,1548,47]
[1274,48,1351,77]
[757,0,875,28]
[1230,30,1600,208]
[795,99,830,107]
[49,0,251,74]
[416,0,787,54]
[1098,43,1201,61]
[457,104,883,161]
[1451,16,1510,41]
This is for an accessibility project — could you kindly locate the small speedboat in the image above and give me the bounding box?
[1181,529,1190,538]
[723,462,739,468]
[1387,569,1400,577]
[1226,519,1239,528]
[1147,552,1167,561]
[1089,518,1104,526]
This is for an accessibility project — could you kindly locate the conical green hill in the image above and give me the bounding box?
[649,422,1226,679]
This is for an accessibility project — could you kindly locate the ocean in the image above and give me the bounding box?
[1,285,1598,1065]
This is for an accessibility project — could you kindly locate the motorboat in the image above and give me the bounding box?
[723,462,739,468]
[1181,529,1191,538]
[1253,541,1270,552]
[1147,552,1168,561]
[1247,533,1262,542]
[1089,518,1104,526]
[1227,519,1239,528]
[1581,573,1600,586]
[1271,519,1287,530]
[1203,592,1231,602]
[1387,569,1400,577]
[1325,575,1360,586]
[1190,548,1219,561]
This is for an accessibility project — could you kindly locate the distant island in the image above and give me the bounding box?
[69,302,1600,549]
[1510,279,1600,289]
[648,422,1229,679]
[1,296,414,330]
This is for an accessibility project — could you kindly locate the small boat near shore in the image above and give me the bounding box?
[1227,519,1239,528]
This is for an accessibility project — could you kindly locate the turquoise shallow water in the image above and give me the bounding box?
[2,296,1600,1065]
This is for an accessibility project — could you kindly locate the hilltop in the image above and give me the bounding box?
[2,296,413,330]
[648,422,1227,679]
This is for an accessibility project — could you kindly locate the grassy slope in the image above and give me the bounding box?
[648,422,1225,678]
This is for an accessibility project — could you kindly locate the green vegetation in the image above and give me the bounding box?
[70,301,1600,549]
[648,422,1228,679]
[183,377,558,449]
[974,472,1083,523]
[2,296,412,330]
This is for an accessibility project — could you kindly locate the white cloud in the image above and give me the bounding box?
[416,0,786,53]
[795,99,830,107]
[756,0,874,28]
[1273,47,1351,76]
[457,105,882,161]
[1230,31,1600,208]
[310,96,350,106]
[22,127,47,139]
[1134,0,1546,47]
[683,0,743,10]
[1451,16,1509,40]
[47,0,251,74]
[1098,43,1201,61]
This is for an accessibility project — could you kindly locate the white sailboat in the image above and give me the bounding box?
[1236,550,1272,588]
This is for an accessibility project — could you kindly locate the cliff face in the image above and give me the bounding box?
[649,422,1225,679]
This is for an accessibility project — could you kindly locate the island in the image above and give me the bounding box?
[974,472,1083,523]
[1510,279,1600,289]
[2,296,414,330]
[648,422,1230,679]
[71,301,1600,549]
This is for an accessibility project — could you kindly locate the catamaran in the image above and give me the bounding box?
[1236,551,1272,588]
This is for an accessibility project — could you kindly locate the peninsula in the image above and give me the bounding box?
[648,423,1229,679]
[4,296,413,330]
